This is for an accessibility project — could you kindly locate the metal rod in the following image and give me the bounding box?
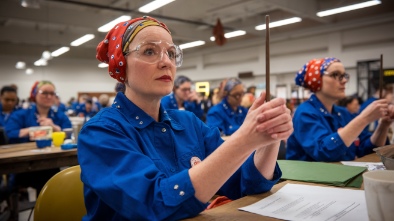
[379,54,383,99]
[265,15,270,102]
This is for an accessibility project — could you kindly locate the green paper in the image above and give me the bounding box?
[277,160,366,188]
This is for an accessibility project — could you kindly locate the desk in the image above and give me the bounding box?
[184,153,380,221]
[0,142,78,174]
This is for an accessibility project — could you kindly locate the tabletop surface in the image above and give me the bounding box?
[183,152,381,221]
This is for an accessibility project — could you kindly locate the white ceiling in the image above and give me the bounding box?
[1,0,393,66]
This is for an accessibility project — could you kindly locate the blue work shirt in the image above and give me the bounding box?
[5,105,72,144]
[206,99,248,136]
[78,92,281,221]
[0,103,19,127]
[161,93,204,119]
[286,94,380,162]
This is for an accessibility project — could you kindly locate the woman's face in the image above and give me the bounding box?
[35,84,56,108]
[124,26,176,99]
[174,81,192,102]
[226,84,245,109]
[320,62,347,100]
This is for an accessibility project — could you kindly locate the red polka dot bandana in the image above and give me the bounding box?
[295,57,340,92]
[96,16,170,83]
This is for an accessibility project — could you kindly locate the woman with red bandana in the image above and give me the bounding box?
[286,58,394,162]
[78,16,293,220]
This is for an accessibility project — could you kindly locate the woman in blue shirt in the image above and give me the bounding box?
[79,16,293,221]
[161,75,204,119]
[4,81,72,193]
[5,81,72,144]
[287,57,393,162]
[206,78,248,136]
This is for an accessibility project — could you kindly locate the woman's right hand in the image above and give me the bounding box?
[233,91,293,150]
[359,99,389,123]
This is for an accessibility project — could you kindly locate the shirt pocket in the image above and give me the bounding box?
[178,149,203,169]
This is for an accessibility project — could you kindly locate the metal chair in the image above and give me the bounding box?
[34,166,86,221]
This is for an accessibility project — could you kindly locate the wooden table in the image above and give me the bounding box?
[0,142,78,174]
[183,153,381,221]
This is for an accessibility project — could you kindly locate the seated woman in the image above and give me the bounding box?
[286,57,393,162]
[4,80,72,193]
[161,75,204,119]
[206,78,248,136]
[78,16,293,220]
[5,81,72,143]
[337,94,361,116]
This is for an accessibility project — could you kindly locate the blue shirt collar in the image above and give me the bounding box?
[308,94,342,118]
[112,92,184,131]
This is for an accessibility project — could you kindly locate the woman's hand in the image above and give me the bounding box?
[187,90,201,103]
[359,99,389,123]
[37,117,61,131]
[234,91,293,150]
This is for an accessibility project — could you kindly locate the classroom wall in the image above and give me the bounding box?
[0,19,393,103]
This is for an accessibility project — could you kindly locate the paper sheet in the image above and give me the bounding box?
[340,161,385,171]
[239,184,367,221]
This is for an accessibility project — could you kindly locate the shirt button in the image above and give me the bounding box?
[179,191,185,196]
[117,105,120,108]
[136,116,139,119]
[139,121,143,124]
[174,185,179,190]
[331,137,334,140]
[162,128,166,133]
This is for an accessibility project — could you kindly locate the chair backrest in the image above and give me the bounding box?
[0,127,8,145]
[34,165,86,221]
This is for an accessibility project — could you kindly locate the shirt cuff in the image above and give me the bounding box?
[160,169,207,210]
[323,132,348,155]
[241,153,282,195]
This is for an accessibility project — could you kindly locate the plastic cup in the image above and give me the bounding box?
[52,131,66,147]
[363,170,394,221]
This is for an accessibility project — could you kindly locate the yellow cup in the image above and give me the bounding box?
[52,132,66,147]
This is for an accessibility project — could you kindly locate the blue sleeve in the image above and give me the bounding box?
[356,129,389,157]
[206,107,225,134]
[56,112,72,129]
[185,101,204,118]
[292,111,349,162]
[5,109,28,140]
[78,117,207,220]
[218,152,282,199]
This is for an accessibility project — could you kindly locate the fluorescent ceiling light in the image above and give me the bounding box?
[71,34,95,46]
[42,51,52,60]
[179,41,205,50]
[98,16,131,32]
[51,47,70,57]
[15,61,26,69]
[210,30,246,41]
[25,68,34,75]
[34,58,47,66]
[98,63,109,68]
[255,17,302,30]
[317,0,381,17]
[139,0,175,13]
